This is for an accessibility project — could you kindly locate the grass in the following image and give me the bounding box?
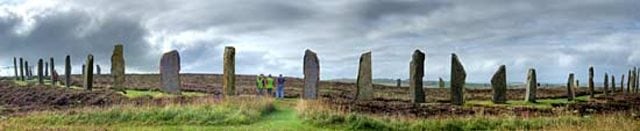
[466,95,590,109]
[0,96,277,129]
[296,100,640,131]
[121,89,207,98]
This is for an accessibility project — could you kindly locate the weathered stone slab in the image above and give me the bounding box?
[396,79,401,87]
[25,61,29,79]
[525,68,537,103]
[84,55,94,90]
[450,53,466,105]
[65,55,71,88]
[45,62,49,77]
[604,73,609,96]
[19,58,24,81]
[13,57,18,80]
[50,57,55,85]
[357,51,373,101]
[160,50,181,94]
[621,75,625,94]
[588,66,594,98]
[410,50,425,103]
[96,65,101,75]
[491,65,507,104]
[567,73,575,101]
[628,70,632,93]
[303,49,320,100]
[38,59,44,85]
[612,75,616,94]
[111,44,126,92]
[439,77,445,89]
[223,46,236,96]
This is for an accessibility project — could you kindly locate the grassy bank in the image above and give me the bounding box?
[0,96,275,129]
[297,100,640,130]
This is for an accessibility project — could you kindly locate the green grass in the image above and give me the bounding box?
[466,95,590,109]
[121,89,207,98]
[1,96,276,129]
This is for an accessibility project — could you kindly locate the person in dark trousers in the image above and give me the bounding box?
[276,74,286,99]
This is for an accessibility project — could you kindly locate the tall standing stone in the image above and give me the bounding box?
[19,58,24,81]
[111,44,126,93]
[303,49,320,100]
[491,65,507,104]
[439,77,445,88]
[45,62,49,77]
[604,73,609,96]
[37,59,44,85]
[588,66,594,98]
[409,50,425,103]
[96,65,101,75]
[83,55,94,90]
[576,80,580,88]
[628,70,632,93]
[567,73,576,101]
[25,61,29,80]
[525,68,537,103]
[356,51,373,101]
[223,46,236,96]
[633,67,640,93]
[611,75,616,94]
[450,53,466,105]
[50,57,55,85]
[396,79,401,87]
[65,55,71,88]
[621,75,625,94]
[160,50,181,94]
[13,57,18,80]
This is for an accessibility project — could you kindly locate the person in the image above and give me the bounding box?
[276,74,286,99]
[256,74,265,96]
[266,74,275,97]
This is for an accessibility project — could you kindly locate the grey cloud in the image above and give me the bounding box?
[1,0,639,84]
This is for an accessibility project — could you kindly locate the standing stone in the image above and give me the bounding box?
[65,55,71,88]
[409,50,425,103]
[604,73,609,96]
[439,77,445,89]
[96,65,101,75]
[111,44,126,93]
[19,58,24,81]
[160,50,181,94]
[45,62,49,77]
[525,68,537,103]
[25,61,29,80]
[50,57,55,85]
[37,59,44,85]
[588,66,594,98]
[303,49,320,100]
[82,64,85,78]
[83,55,94,90]
[223,46,236,96]
[13,57,18,80]
[450,53,466,105]
[621,75,625,94]
[633,67,640,93]
[611,75,616,94]
[576,80,580,88]
[491,65,507,104]
[396,79,401,87]
[356,51,374,101]
[567,73,576,101]
[628,70,632,93]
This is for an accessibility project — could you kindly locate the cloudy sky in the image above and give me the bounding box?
[0,0,639,83]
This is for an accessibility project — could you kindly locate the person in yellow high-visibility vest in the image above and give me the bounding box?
[266,74,275,97]
[256,74,265,96]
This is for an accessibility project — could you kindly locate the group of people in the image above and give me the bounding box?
[256,74,286,99]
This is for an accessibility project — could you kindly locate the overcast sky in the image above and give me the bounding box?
[1,0,639,83]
